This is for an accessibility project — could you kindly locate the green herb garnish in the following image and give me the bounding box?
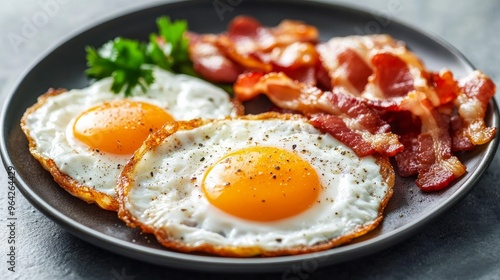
[85,17,195,96]
[85,38,154,96]
[148,16,192,73]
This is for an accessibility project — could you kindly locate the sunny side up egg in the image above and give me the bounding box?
[117,113,394,257]
[21,67,242,211]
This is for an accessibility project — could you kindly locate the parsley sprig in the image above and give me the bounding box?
[85,17,194,96]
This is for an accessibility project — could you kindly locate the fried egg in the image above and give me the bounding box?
[117,113,394,256]
[21,67,242,210]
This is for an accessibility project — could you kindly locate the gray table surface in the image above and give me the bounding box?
[1,0,500,279]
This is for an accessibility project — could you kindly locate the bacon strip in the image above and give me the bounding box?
[450,115,475,151]
[234,72,403,157]
[316,35,448,111]
[371,53,414,98]
[187,16,320,84]
[186,33,242,83]
[315,34,496,191]
[398,92,466,191]
[309,113,376,156]
[226,16,318,52]
[336,49,373,93]
[384,70,495,191]
[454,70,497,145]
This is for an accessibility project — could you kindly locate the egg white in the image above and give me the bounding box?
[22,67,238,203]
[121,116,391,252]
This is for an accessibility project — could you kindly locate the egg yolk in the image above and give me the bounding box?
[73,100,173,154]
[202,146,321,222]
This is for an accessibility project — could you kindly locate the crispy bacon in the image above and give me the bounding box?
[226,16,318,52]
[398,92,466,191]
[234,72,403,157]
[383,111,421,176]
[267,42,319,85]
[450,115,475,151]
[188,16,320,84]
[371,53,414,98]
[313,34,494,191]
[316,35,450,112]
[394,132,420,176]
[382,70,494,191]
[337,49,373,93]
[234,71,265,102]
[186,33,242,83]
[309,113,376,156]
[454,71,496,145]
[429,70,460,105]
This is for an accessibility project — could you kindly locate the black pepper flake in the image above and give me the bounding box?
[275,238,282,243]
[150,171,154,177]
[292,144,297,150]
[341,151,346,155]
[181,209,187,212]
[272,175,277,179]
[261,199,266,203]
[200,157,205,162]
[224,182,231,186]
[274,166,280,170]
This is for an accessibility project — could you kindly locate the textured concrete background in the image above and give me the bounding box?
[1,0,500,279]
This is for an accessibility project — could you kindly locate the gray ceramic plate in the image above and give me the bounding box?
[1,0,499,273]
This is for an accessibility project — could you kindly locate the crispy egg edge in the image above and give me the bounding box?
[20,87,244,211]
[116,112,395,257]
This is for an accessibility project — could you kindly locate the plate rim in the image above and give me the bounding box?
[1,0,499,273]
